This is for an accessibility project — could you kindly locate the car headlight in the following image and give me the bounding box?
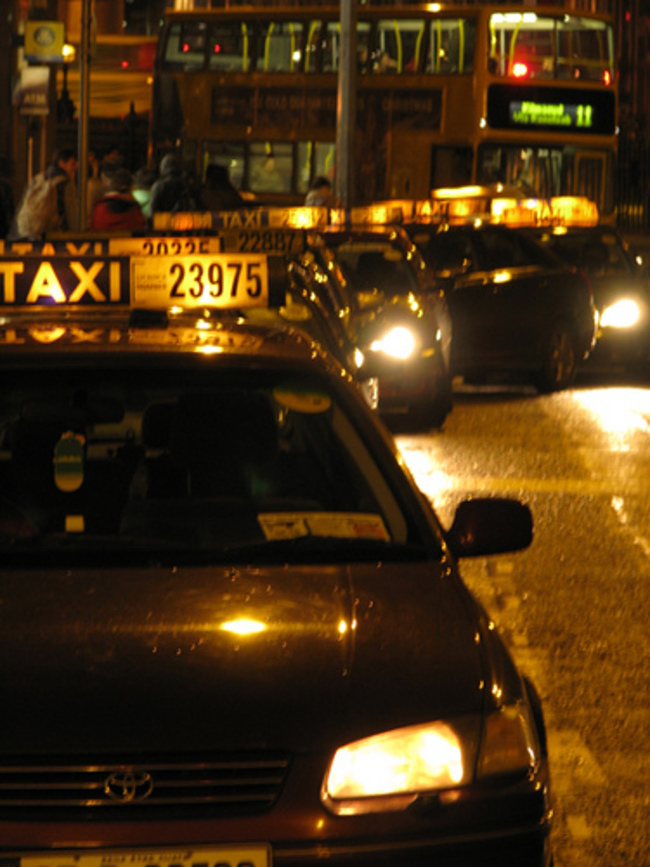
[322,703,539,815]
[369,326,417,360]
[600,298,641,329]
[476,702,540,779]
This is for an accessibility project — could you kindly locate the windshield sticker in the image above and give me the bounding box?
[53,431,85,492]
[273,384,331,414]
[258,512,390,541]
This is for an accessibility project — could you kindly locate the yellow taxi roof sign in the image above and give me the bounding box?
[549,197,599,227]
[153,207,328,233]
[329,203,407,226]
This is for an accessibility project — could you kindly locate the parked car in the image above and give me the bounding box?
[525,223,650,372]
[405,221,597,391]
[0,247,552,866]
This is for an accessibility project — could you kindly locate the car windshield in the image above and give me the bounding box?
[0,366,426,566]
[535,231,635,278]
[329,242,419,296]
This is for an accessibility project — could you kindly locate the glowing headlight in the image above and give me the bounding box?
[323,721,466,813]
[369,326,417,360]
[322,704,539,815]
[600,298,641,329]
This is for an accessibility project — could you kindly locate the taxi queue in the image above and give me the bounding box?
[1,187,639,433]
[0,192,554,867]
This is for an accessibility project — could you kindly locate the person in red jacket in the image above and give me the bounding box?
[90,168,146,231]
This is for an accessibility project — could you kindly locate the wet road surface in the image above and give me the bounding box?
[395,374,650,867]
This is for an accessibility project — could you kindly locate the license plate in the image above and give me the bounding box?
[109,237,224,256]
[130,254,269,309]
[19,844,270,867]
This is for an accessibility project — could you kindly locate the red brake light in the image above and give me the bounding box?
[512,61,529,78]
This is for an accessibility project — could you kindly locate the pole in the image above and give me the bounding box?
[77,0,92,230]
[335,0,357,208]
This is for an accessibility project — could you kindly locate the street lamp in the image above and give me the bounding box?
[57,42,76,123]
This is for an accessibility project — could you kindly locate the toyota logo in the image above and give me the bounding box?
[104,770,154,802]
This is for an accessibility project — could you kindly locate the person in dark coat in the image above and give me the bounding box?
[46,147,79,231]
[149,153,197,217]
[90,168,146,231]
[199,164,244,212]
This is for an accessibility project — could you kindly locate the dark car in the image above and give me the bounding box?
[309,223,454,428]
[0,247,552,866]
[406,221,597,391]
[526,223,650,372]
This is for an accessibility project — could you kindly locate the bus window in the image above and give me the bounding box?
[425,19,476,74]
[202,142,246,192]
[259,21,306,73]
[477,144,564,199]
[372,21,400,73]
[488,13,613,83]
[163,22,207,69]
[356,23,372,74]
[208,23,250,72]
[304,20,324,73]
[297,142,336,196]
[249,144,293,195]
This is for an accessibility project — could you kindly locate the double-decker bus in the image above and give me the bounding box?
[151,2,617,215]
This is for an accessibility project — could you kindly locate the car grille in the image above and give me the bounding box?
[0,753,290,819]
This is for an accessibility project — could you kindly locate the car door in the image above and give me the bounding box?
[448,227,567,370]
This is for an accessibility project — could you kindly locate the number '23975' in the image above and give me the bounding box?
[169,260,264,300]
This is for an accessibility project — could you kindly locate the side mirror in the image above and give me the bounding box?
[446,497,533,558]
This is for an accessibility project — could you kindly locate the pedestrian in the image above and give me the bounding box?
[86,150,109,226]
[149,153,198,217]
[305,175,334,207]
[90,167,146,231]
[132,166,156,221]
[199,163,244,212]
[13,147,79,238]
[48,147,79,231]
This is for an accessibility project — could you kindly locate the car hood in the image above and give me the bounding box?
[0,562,485,756]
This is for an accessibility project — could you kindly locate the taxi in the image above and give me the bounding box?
[0,245,552,865]
[151,207,451,428]
[306,216,454,430]
[401,196,597,391]
[525,223,650,373]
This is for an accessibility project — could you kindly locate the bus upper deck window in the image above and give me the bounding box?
[208,23,250,72]
[260,21,305,73]
[425,19,475,74]
[369,19,425,74]
[165,23,207,69]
